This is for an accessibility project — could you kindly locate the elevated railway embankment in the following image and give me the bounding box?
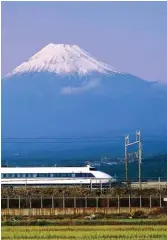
[130,181,167,189]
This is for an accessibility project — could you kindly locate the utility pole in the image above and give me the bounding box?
[125,130,142,189]
[136,130,142,189]
[125,134,129,184]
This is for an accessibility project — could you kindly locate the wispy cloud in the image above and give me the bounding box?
[60,79,100,95]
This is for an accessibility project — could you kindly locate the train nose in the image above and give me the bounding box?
[98,171,113,182]
[101,172,112,179]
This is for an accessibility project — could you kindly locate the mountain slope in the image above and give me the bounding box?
[2,43,167,160]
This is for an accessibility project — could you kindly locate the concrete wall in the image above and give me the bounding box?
[1,207,160,216]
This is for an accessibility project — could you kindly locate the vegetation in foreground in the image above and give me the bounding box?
[2,225,167,240]
[2,215,167,226]
[2,185,167,198]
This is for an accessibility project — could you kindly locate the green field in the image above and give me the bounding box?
[2,225,167,240]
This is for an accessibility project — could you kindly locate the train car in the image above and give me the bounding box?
[1,165,115,187]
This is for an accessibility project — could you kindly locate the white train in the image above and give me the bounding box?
[1,165,115,186]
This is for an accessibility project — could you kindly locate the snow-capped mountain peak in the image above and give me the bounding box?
[6,43,121,77]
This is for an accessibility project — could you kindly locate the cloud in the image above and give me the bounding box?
[60,79,100,95]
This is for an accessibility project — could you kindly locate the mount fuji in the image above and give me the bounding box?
[2,43,167,162]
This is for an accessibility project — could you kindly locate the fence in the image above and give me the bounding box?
[1,196,166,209]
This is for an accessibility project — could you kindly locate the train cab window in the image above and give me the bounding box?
[89,167,97,171]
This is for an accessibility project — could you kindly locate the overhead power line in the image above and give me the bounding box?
[2,135,167,144]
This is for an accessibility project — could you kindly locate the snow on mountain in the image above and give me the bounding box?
[6,43,121,77]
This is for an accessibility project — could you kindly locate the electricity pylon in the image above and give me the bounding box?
[125,130,142,189]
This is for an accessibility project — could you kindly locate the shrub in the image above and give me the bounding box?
[132,210,147,218]
[149,208,165,216]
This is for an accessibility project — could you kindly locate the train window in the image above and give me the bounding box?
[2,172,96,179]
[38,173,46,177]
[75,173,86,177]
[87,173,95,177]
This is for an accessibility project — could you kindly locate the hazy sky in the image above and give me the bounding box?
[2,1,167,83]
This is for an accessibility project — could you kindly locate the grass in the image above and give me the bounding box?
[2,217,167,226]
[2,225,167,240]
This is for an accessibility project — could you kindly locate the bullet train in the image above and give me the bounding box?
[1,165,115,186]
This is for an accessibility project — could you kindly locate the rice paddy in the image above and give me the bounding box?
[2,225,167,240]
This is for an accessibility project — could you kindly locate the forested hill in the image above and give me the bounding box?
[103,154,167,180]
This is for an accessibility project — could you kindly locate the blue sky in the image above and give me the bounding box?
[2,1,167,83]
